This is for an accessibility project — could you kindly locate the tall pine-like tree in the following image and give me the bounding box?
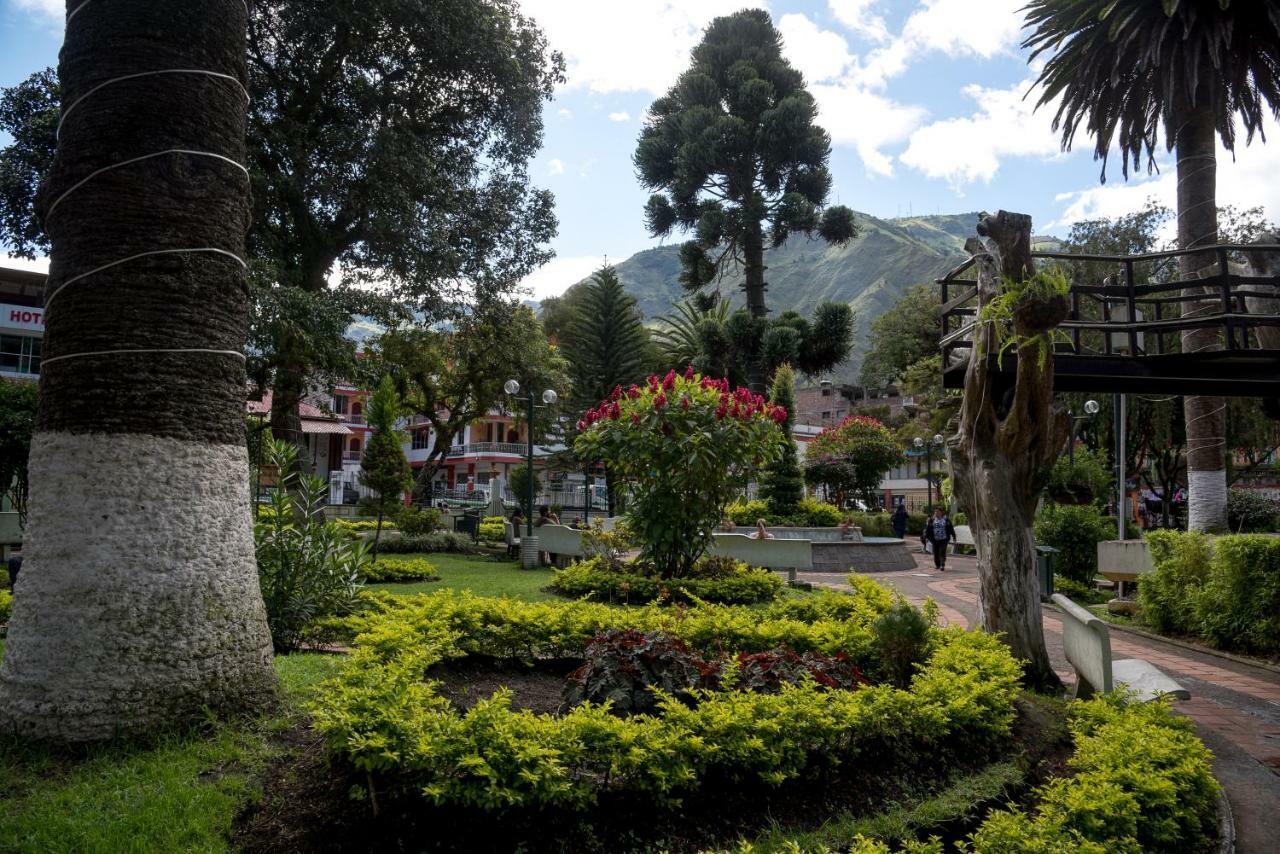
[760,364,803,519]
[360,376,412,559]
[561,264,653,515]
[635,9,858,392]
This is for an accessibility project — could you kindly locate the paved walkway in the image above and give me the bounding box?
[805,553,1280,853]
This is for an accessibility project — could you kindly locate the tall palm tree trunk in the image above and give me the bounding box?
[0,0,277,741]
[1176,107,1228,532]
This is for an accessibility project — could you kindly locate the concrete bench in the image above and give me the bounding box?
[1052,594,1190,702]
[709,533,813,584]
[949,524,975,555]
[503,520,521,558]
[535,524,586,564]
[1096,539,1154,598]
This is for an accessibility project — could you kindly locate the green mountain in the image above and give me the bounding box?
[558,211,979,380]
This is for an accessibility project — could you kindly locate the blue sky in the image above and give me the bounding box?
[4,0,1279,300]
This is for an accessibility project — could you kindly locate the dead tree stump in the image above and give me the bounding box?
[948,210,1068,690]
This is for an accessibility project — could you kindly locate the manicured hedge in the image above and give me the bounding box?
[551,557,783,604]
[374,531,480,555]
[967,695,1218,853]
[332,518,397,535]
[311,588,1022,813]
[0,588,11,623]
[1034,504,1115,585]
[1140,531,1280,654]
[360,556,439,584]
[479,516,506,542]
[719,695,1218,853]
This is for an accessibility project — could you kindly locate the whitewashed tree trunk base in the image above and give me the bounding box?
[0,432,276,742]
[1187,468,1228,533]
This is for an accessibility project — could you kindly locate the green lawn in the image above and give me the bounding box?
[370,552,559,601]
[0,648,343,854]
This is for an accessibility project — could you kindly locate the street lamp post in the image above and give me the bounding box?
[1067,399,1100,465]
[505,380,558,567]
[913,434,945,511]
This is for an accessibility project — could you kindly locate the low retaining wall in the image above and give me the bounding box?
[745,526,914,573]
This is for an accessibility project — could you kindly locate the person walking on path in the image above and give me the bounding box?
[891,503,908,539]
[920,506,956,571]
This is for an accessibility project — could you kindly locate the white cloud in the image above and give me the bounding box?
[519,255,607,301]
[827,0,889,43]
[1050,121,1280,235]
[778,13,853,83]
[899,77,1060,191]
[12,0,61,19]
[547,158,565,176]
[556,107,573,120]
[810,82,926,176]
[900,0,1027,61]
[520,0,758,94]
[607,111,631,122]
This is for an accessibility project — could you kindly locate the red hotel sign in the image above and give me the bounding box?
[2,303,44,332]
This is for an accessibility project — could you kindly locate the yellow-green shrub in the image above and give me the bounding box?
[479,516,506,542]
[359,556,440,584]
[1141,531,1280,654]
[310,587,1023,812]
[966,696,1218,853]
[332,518,397,535]
[0,588,11,623]
[551,558,782,604]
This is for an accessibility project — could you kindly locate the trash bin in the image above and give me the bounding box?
[454,511,480,542]
[1035,545,1058,601]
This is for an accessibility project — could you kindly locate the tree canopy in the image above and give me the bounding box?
[858,285,941,389]
[367,301,569,497]
[760,363,803,518]
[560,264,654,412]
[635,8,857,389]
[804,415,902,511]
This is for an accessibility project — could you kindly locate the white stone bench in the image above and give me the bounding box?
[709,534,813,584]
[535,524,586,564]
[503,520,521,558]
[1052,594,1190,702]
[949,524,975,555]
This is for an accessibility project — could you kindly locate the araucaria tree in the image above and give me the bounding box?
[0,0,277,740]
[1024,0,1280,532]
[803,415,902,511]
[635,9,858,391]
[359,376,412,557]
[760,364,804,518]
[948,211,1069,690]
[575,369,786,577]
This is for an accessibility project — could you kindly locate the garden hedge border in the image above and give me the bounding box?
[310,586,1023,813]
[550,559,782,604]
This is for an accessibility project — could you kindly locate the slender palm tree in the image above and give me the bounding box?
[1024,0,1280,531]
[0,0,276,741]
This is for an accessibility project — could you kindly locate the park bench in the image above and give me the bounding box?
[709,533,813,584]
[949,524,975,555]
[1052,594,1190,702]
[535,524,586,565]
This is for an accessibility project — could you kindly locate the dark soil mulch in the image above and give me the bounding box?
[234,669,1073,854]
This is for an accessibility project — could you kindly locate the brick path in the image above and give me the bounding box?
[802,553,1280,853]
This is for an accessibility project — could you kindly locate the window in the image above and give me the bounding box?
[821,411,831,420]
[332,395,348,415]
[821,388,832,397]
[412,429,430,450]
[0,334,40,376]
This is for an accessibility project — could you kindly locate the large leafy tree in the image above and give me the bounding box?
[368,302,569,500]
[359,376,412,557]
[1024,0,1280,532]
[635,9,858,391]
[858,285,942,389]
[803,415,902,510]
[0,0,563,443]
[0,0,276,741]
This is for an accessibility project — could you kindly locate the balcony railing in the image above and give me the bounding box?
[445,442,526,457]
[343,413,365,425]
[342,452,363,463]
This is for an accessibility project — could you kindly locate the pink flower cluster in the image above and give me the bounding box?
[577,369,788,430]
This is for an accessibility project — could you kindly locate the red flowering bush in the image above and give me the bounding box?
[803,415,903,509]
[574,367,786,577]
